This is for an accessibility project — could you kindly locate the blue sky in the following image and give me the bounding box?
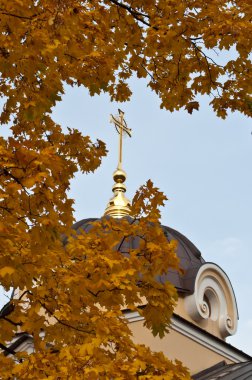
[0,75,251,357]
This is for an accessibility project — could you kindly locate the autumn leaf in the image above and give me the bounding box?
[0,267,15,277]
[185,101,200,115]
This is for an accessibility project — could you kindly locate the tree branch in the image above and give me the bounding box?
[0,11,35,20]
[109,0,151,28]
[39,301,95,335]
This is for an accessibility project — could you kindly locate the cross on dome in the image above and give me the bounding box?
[110,109,132,170]
[104,110,131,218]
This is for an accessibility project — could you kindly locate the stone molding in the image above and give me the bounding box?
[125,312,248,363]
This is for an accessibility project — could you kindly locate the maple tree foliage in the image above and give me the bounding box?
[0,0,251,378]
[0,180,191,378]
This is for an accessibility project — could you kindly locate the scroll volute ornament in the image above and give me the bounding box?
[185,263,238,339]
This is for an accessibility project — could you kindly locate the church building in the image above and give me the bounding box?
[5,111,252,379]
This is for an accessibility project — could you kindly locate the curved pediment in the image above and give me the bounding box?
[185,263,238,339]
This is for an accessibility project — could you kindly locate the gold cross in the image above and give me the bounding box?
[110,109,132,169]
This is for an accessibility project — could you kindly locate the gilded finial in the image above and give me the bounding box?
[104,110,132,218]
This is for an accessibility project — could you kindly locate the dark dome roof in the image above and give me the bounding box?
[72,218,205,294]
